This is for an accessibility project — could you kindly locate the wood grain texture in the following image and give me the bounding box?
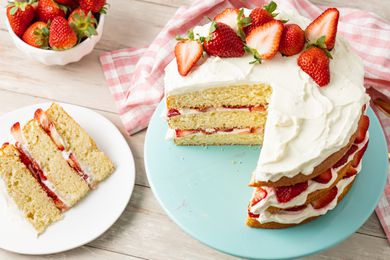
[0,0,389,259]
[0,246,143,260]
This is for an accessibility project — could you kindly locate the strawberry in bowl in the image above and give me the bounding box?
[5,0,108,65]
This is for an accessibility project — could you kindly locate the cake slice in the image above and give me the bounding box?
[0,144,62,234]
[34,103,114,188]
[11,120,90,209]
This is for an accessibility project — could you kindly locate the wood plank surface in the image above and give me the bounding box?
[0,0,388,259]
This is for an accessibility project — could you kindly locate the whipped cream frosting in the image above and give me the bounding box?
[250,134,368,214]
[164,8,369,182]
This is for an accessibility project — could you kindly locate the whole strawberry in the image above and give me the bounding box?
[80,0,107,13]
[298,47,330,87]
[54,0,74,4]
[203,22,244,58]
[6,0,35,37]
[49,16,77,50]
[213,8,251,41]
[69,8,97,40]
[279,24,305,56]
[22,21,49,49]
[244,1,277,36]
[56,0,79,10]
[37,0,66,23]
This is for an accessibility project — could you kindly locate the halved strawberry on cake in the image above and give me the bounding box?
[164,1,370,228]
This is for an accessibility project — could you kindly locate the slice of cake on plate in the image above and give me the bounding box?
[0,103,116,234]
[0,143,63,234]
[11,120,90,210]
[164,2,370,227]
[34,103,115,188]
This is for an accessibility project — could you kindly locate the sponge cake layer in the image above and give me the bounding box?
[0,144,62,234]
[167,84,272,109]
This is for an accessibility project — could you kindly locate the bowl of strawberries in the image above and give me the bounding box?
[5,0,108,65]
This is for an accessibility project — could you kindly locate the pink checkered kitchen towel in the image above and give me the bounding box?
[100,0,390,241]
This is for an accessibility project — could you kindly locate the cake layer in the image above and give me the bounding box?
[168,110,266,130]
[173,129,263,145]
[166,84,271,109]
[45,103,115,186]
[246,177,355,228]
[0,144,62,234]
[22,120,89,208]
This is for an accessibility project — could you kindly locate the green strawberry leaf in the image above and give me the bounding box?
[187,29,194,41]
[245,46,262,64]
[264,1,277,14]
[10,6,18,15]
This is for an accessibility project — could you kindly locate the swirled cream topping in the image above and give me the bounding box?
[164,8,369,182]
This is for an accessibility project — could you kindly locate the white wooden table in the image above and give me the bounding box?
[0,0,389,259]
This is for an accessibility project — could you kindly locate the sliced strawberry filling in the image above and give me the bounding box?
[15,142,68,211]
[351,140,369,168]
[247,187,267,219]
[35,109,93,188]
[248,210,260,219]
[334,145,358,168]
[311,186,338,209]
[35,109,65,151]
[167,105,267,117]
[251,187,268,207]
[167,109,180,117]
[67,153,91,183]
[175,127,261,137]
[275,181,308,203]
[313,169,332,184]
[344,166,357,178]
[355,115,369,144]
[223,105,267,112]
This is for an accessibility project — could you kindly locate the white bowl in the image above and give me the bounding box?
[5,14,105,65]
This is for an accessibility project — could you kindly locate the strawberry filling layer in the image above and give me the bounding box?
[167,105,267,117]
[15,143,68,211]
[175,127,262,137]
[35,109,95,188]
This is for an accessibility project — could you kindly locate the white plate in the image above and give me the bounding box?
[0,103,135,255]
